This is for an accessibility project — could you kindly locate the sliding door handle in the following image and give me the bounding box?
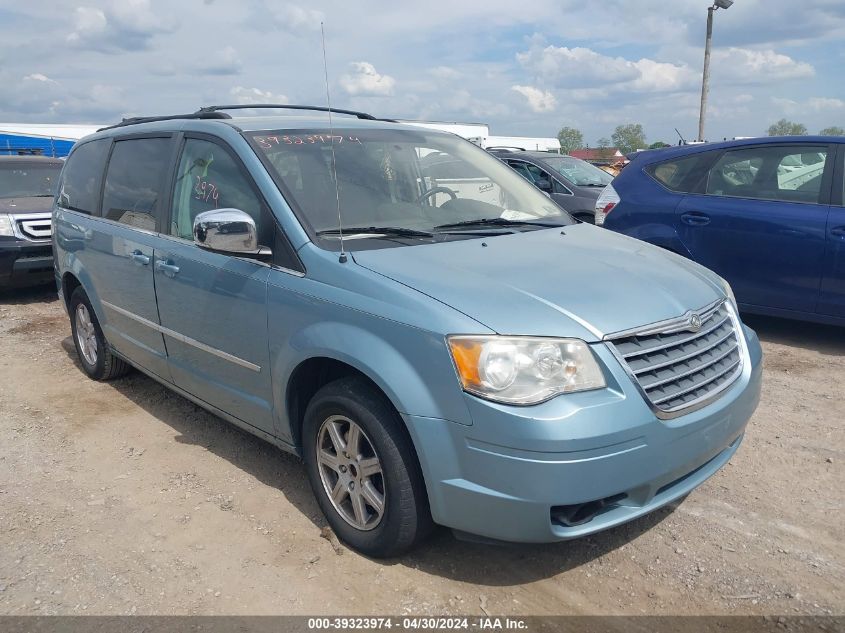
[129,250,150,266]
[155,260,180,278]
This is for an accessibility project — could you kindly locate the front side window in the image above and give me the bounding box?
[170,138,268,243]
[58,139,111,214]
[506,160,535,183]
[0,162,61,199]
[102,138,171,230]
[249,128,570,249]
[706,145,829,204]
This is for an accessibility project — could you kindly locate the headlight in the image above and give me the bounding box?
[447,335,606,405]
[0,216,15,237]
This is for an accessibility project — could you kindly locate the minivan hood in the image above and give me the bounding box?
[0,197,54,214]
[352,225,723,341]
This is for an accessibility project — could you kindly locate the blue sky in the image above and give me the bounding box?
[1,0,843,144]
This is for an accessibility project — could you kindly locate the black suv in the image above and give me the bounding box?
[0,156,62,289]
[489,149,613,223]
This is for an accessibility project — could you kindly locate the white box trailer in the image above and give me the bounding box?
[398,120,560,153]
[481,135,561,152]
[397,120,490,140]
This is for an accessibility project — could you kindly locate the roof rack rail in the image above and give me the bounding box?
[97,111,232,132]
[195,104,378,120]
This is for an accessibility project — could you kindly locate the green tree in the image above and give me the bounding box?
[612,123,647,154]
[649,141,671,149]
[557,126,584,154]
[820,126,845,136]
[596,137,614,158]
[767,119,807,136]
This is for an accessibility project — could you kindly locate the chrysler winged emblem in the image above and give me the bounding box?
[688,312,702,332]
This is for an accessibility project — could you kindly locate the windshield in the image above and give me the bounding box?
[542,156,612,186]
[0,163,62,199]
[248,128,572,247]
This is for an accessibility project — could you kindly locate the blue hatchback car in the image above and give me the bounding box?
[53,106,762,556]
[598,136,845,326]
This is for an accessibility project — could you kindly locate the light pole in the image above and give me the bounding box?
[697,0,733,142]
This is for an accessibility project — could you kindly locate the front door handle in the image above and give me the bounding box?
[155,260,180,278]
[129,250,151,266]
[831,226,845,238]
[681,211,711,227]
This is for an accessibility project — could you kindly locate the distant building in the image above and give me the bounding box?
[568,148,626,164]
[0,123,100,157]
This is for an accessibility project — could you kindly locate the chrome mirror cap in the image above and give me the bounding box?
[193,208,260,255]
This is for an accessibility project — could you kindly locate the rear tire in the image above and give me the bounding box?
[69,287,130,381]
[302,376,433,557]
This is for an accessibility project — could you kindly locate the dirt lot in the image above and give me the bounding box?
[0,285,842,616]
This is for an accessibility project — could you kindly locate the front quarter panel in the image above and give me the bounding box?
[266,247,490,444]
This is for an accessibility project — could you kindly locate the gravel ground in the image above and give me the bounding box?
[0,285,842,616]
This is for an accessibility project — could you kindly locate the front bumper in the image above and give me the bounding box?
[404,325,763,543]
[0,239,54,288]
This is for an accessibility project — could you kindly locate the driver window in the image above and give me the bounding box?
[171,138,266,241]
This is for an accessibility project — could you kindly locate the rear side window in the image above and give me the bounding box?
[646,153,709,192]
[706,145,829,204]
[102,138,172,230]
[58,139,110,214]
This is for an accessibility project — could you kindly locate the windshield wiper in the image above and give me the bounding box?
[316,226,434,239]
[433,217,563,231]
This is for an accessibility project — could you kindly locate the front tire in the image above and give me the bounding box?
[302,377,433,557]
[69,287,130,381]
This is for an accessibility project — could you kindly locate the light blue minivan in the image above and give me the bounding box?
[53,105,762,557]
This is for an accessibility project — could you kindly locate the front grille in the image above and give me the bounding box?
[15,215,52,240]
[608,301,743,416]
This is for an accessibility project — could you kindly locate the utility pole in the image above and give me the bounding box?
[697,0,733,142]
[697,6,715,142]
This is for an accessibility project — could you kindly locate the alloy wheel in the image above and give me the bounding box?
[75,303,98,366]
[316,415,386,531]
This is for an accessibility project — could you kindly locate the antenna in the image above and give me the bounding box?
[674,127,687,145]
[321,22,347,264]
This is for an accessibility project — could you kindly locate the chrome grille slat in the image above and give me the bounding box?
[608,301,743,418]
[631,327,736,375]
[639,340,739,390]
[652,357,741,405]
[621,313,730,359]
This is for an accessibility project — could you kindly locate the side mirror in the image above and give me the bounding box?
[535,177,553,193]
[193,208,265,256]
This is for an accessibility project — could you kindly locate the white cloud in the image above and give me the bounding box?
[270,4,324,30]
[24,73,57,84]
[713,48,815,83]
[66,0,173,51]
[339,62,396,97]
[511,85,557,112]
[808,97,845,110]
[517,44,697,93]
[200,46,242,76]
[230,86,289,105]
[429,66,460,80]
[66,7,108,43]
[773,96,845,116]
